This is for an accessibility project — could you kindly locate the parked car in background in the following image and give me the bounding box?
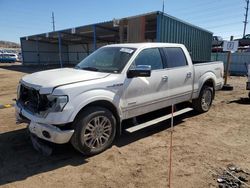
[212,36,223,47]
[0,53,18,63]
[236,34,250,47]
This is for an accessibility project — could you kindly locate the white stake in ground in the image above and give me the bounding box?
[168,104,174,188]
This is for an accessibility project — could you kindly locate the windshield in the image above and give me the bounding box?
[76,47,136,73]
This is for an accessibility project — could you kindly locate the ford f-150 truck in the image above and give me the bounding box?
[16,43,224,155]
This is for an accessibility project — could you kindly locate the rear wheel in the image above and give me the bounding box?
[192,86,214,113]
[71,106,116,155]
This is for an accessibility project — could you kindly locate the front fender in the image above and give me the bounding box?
[68,89,123,122]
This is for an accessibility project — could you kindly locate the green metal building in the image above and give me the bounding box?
[156,13,212,61]
[20,11,212,66]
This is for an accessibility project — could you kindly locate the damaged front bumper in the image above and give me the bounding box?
[15,104,74,144]
[29,121,74,144]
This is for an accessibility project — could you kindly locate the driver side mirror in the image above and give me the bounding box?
[127,65,151,78]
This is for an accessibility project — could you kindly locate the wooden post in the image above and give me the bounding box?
[224,36,234,85]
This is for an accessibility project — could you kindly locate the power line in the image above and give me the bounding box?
[215,28,244,34]
[243,0,249,37]
[181,6,240,20]
[183,14,242,26]
[204,22,242,29]
[222,35,242,40]
[170,1,239,16]
[169,0,219,13]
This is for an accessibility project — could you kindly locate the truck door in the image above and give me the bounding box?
[161,47,193,104]
[122,48,170,119]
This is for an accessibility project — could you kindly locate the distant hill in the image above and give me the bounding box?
[0,40,20,48]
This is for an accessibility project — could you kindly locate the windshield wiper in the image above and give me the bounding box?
[81,67,99,71]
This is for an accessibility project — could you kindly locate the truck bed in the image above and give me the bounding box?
[193,61,224,97]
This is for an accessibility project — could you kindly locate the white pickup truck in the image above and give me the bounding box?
[16,43,224,155]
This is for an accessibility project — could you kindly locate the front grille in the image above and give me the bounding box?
[18,84,51,114]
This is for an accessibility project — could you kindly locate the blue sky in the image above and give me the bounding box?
[0,0,247,43]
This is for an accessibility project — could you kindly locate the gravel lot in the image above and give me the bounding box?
[0,63,249,188]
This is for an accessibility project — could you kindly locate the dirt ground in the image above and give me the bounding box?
[0,63,249,188]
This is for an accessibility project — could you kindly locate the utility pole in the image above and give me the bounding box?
[162,0,165,13]
[52,12,55,31]
[243,0,249,37]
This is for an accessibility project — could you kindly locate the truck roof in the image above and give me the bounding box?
[105,42,185,49]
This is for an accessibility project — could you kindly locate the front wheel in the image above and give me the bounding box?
[192,86,214,113]
[71,106,116,155]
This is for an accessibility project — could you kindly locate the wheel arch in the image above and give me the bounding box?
[201,78,215,99]
[192,78,215,113]
[73,100,122,136]
[197,73,216,99]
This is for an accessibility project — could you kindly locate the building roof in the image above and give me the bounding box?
[20,11,212,45]
[104,42,185,49]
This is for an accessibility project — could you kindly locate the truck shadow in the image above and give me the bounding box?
[0,128,86,185]
[0,110,198,186]
[116,110,198,147]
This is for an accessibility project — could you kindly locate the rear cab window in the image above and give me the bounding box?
[162,47,188,68]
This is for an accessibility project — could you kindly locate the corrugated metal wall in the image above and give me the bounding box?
[211,52,250,75]
[157,13,212,61]
[68,42,108,64]
[21,39,68,65]
[68,44,89,64]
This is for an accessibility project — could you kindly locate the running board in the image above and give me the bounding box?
[125,107,193,133]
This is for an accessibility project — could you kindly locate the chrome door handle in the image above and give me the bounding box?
[162,75,168,81]
[186,72,192,78]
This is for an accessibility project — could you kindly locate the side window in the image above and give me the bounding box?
[133,48,163,70]
[163,48,187,68]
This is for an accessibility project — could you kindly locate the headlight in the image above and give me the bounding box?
[47,95,68,112]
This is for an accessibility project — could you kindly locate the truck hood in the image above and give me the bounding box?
[21,68,110,94]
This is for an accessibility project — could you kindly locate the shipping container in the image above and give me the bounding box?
[156,12,212,61]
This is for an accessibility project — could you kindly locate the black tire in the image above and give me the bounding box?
[71,106,116,155]
[192,86,214,113]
